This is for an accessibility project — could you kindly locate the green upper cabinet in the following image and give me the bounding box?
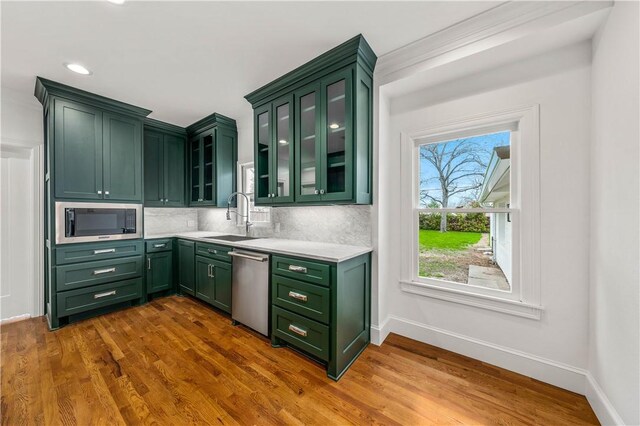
[103,112,143,201]
[186,113,237,207]
[253,96,294,204]
[53,99,103,200]
[143,119,186,207]
[246,35,376,206]
[36,77,151,203]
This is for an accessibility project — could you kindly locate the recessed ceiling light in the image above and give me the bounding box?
[278,139,288,145]
[107,0,125,4]
[329,123,340,129]
[64,63,92,75]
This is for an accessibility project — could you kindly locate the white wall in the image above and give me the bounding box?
[0,86,44,321]
[377,43,593,392]
[588,2,640,425]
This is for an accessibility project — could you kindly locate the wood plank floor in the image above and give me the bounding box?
[1,296,599,425]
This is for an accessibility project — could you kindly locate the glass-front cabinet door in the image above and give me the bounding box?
[190,130,216,205]
[295,84,321,202]
[254,104,271,204]
[272,96,294,203]
[320,68,353,201]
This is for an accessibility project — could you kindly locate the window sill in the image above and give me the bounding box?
[399,280,544,320]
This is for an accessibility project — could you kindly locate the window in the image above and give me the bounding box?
[418,131,514,294]
[238,162,270,226]
[400,106,542,319]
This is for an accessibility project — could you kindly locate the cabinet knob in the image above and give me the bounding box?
[97,190,102,195]
[267,194,271,198]
[105,191,110,196]
[319,189,325,195]
[314,189,319,195]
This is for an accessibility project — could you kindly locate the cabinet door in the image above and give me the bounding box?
[146,252,173,294]
[215,127,237,208]
[320,68,353,202]
[177,240,195,295]
[210,259,231,313]
[195,255,214,303]
[163,134,185,206]
[53,99,103,200]
[254,104,272,205]
[189,137,203,204]
[272,96,294,203]
[103,112,143,201]
[295,84,322,202]
[201,131,216,205]
[144,130,164,206]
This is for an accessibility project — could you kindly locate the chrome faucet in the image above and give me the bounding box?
[226,192,252,234]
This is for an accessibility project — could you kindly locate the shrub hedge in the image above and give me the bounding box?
[419,212,489,233]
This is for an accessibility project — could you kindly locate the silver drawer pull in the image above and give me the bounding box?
[92,267,116,275]
[153,243,166,248]
[288,265,308,274]
[288,291,308,302]
[288,324,307,337]
[93,248,116,255]
[94,290,116,299]
[207,249,218,254]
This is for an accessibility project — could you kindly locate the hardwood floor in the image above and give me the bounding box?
[1,296,598,425]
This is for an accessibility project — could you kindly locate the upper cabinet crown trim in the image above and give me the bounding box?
[144,117,187,136]
[34,77,152,117]
[244,34,377,107]
[186,112,237,135]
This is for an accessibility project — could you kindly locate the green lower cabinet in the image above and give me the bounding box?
[177,240,195,295]
[270,252,371,381]
[195,256,231,313]
[146,252,173,294]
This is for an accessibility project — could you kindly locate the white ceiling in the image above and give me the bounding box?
[1,1,499,126]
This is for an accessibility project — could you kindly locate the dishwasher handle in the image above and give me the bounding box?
[228,250,269,262]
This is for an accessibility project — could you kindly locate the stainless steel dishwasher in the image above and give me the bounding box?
[228,249,270,336]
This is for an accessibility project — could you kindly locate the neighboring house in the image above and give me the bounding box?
[479,145,512,284]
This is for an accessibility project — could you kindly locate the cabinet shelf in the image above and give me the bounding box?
[328,162,345,168]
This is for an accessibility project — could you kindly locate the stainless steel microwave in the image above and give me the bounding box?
[55,202,142,245]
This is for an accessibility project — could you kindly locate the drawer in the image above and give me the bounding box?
[272,275,330,324]
[57,278,142,318]
[272,256,331,287]
[56,256,143,292]
[195,242,231,262]
[145,239,173,253]
[55,240,144,265]
[272,306,329,361]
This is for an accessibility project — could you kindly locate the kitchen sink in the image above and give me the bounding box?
[205,235,259,242]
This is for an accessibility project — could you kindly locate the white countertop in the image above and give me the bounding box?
[144,231,372,263]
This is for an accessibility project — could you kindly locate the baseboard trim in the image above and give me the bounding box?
[585,372,625,426]
[370,316,391,346]
[0,313,31,325]
[383,315,587,394]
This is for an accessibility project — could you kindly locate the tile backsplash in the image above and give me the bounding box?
[198,205,372,246]
[144,208,198,235]
[147,205,372,246]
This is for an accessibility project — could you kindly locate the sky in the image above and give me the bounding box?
[419,131,510,208]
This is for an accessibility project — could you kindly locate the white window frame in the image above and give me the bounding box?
[399,105,543,319]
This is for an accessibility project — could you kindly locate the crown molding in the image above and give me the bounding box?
[144,117,187,135]
[376,1,613,85]
[34,77,152,117]
[244,34,377,107]
[185,112,237,135]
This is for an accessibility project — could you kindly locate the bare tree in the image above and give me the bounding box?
[420,138,488,232]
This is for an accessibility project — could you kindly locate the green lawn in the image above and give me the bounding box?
[419,230,482,251]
